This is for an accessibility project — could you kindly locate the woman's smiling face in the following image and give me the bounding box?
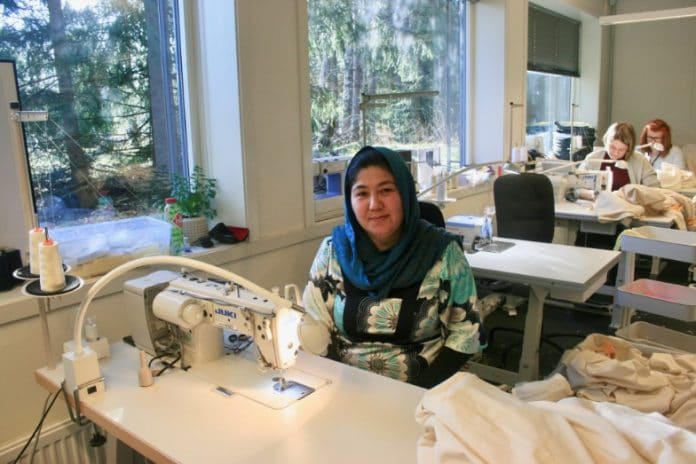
[350,165,404,251]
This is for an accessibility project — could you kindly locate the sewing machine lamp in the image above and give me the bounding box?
[63,256,332,410]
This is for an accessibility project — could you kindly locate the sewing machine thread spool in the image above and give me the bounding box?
[436,173,448,202]
[29,227,46,275]
[38,239,66,292]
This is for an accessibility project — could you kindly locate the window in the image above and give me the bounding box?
[526,4,581,159]
[0,0,187,228]
[307,0,467,206]
[526,71,572,156]
[527,4,580,78]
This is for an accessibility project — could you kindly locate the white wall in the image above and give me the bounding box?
[609,0,696,143]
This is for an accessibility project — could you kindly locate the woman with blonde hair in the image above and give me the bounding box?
[639,118,685,170]
[582,122,658,191]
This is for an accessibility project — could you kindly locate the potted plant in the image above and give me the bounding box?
[170,166,217,243]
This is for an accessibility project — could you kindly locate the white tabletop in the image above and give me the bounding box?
[37,342,426,464]
[554,199,674,227]
[466,238,620,302]
[463,238,621,384]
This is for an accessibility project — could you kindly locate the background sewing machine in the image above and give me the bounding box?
[571,169,611,194]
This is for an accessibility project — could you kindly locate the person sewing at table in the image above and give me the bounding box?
[638,118,685,171]
[582,121,659,191]
[302,145,482,388]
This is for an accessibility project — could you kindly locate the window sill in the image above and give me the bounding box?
[0,220,339,327]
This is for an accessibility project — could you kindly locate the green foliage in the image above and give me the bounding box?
[308,0,463,154]
[170,166,217,219]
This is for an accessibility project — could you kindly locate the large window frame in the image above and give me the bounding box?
[1,0,190,231]
[306,0,471,220]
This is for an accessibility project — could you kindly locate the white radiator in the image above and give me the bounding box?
[0,420,103,464]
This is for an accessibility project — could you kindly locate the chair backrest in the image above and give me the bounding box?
[419,201,446,228]
[493,172,555,242]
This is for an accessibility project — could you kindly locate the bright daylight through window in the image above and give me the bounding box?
[0,0,187,228]
[526,71,572,157]
[307,0,467,209]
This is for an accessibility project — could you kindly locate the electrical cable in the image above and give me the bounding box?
[155,355,181,377]
[12,389,61,464]
[28,392,52,464]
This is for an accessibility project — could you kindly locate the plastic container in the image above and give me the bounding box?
[615,321,695,355]
[50,216,172,278]
[164,197,184,256]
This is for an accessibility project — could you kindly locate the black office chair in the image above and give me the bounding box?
[419,201,446,228]
[493,172,555,243]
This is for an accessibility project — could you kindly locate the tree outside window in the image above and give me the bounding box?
[307,0,466,169]
[0,0,187,227]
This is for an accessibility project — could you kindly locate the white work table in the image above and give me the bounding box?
[465,238,621,385]
[555,199,674,234]
[36,342,425,464]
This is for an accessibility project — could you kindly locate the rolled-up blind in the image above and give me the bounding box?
[528,4,580,77]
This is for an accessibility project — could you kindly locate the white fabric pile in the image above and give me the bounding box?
[546,334,696,432]
[657,162,696,190]
[415,371,696,463]
[593,184,695,230]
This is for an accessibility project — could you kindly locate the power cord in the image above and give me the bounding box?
[12,389,61,464]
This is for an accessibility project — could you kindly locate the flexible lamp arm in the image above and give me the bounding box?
[416,161,504,199]
[72,255,295,355]
[538,157,630,176]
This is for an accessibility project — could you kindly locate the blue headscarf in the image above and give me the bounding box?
[332,146,463,299]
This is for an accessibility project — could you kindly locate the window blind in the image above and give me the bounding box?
[528,4,580,77]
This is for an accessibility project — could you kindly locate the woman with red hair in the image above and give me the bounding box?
[639,119,685,170]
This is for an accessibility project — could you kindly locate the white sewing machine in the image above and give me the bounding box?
[572,169,611,194]
[125,270,304,371]
[63,256,331,411]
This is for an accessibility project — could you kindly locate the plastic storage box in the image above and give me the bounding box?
[51,217,172,278]
[615,321,695,355]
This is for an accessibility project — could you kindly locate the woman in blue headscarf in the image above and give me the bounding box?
[302,146,481,388]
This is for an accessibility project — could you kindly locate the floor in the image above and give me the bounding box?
[476,258,695,379]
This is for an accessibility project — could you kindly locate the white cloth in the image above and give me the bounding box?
[556,334,696,431]
[415,372,696,464]
[512,372,573,402]
[594,189,644,223]
[650,145,686,171]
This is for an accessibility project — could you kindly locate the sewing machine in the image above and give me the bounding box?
[572,169,611,194]
[62,256,331,411]
[125,270,304,370]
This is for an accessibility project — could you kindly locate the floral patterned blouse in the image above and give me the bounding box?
[302,237,481,382]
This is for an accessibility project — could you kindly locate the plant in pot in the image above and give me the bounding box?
[170,166,217,244]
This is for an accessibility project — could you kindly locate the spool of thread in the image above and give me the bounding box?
[29,227,46,275]
[573,135,584,149]
[511,147,519,163]
[518,147,528,163]
[38,239,65,292]
[436,173,448,202]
